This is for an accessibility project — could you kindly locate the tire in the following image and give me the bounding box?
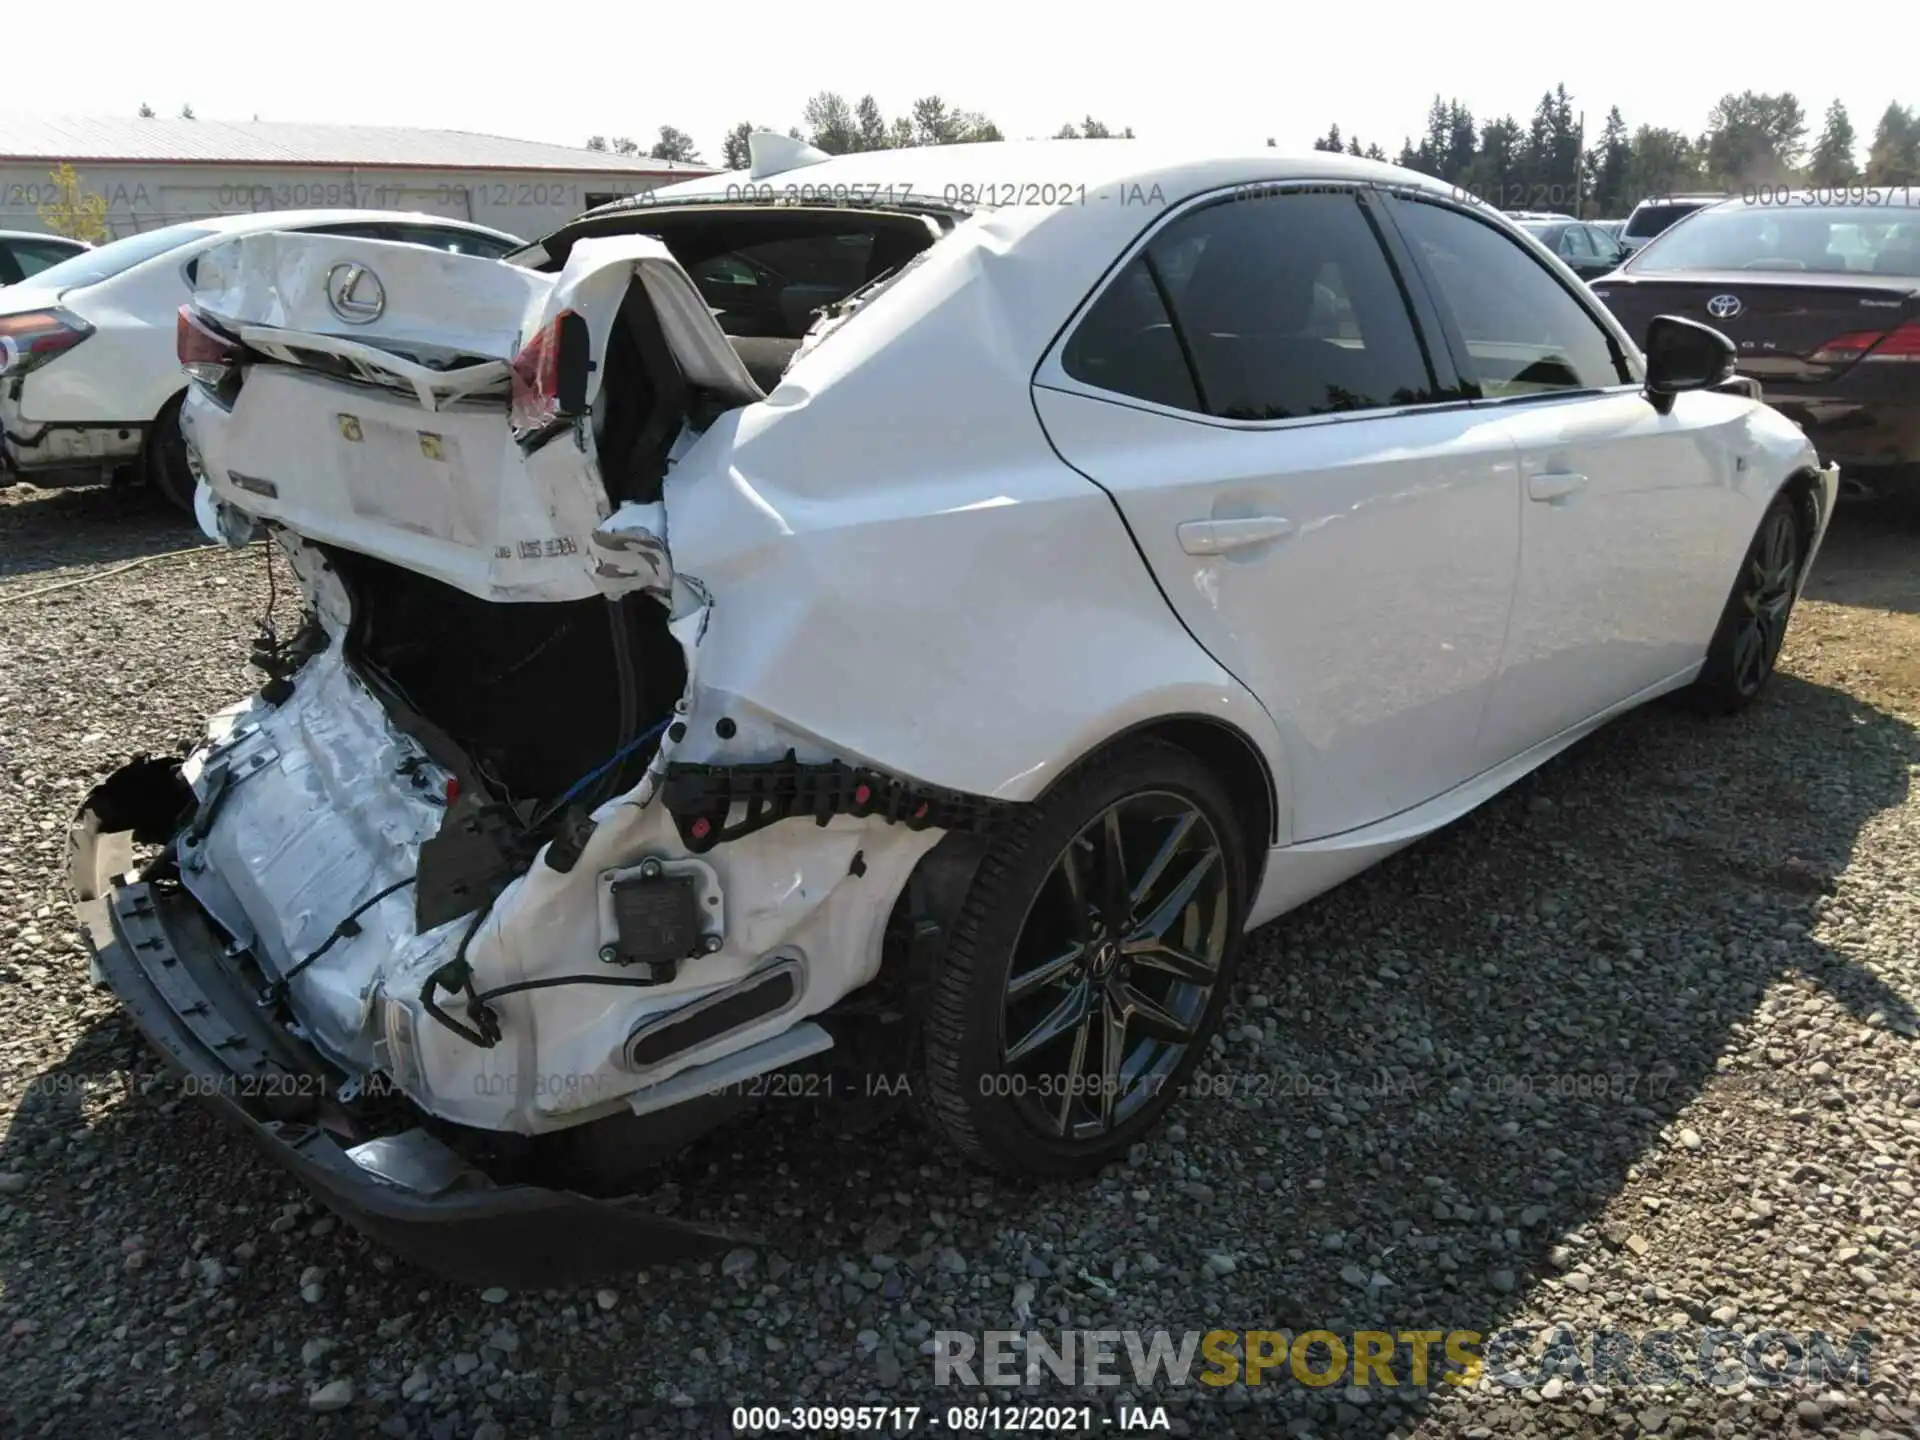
[144,396,198,514]
[918,739,1247,1179]
[1684,490,1804,714]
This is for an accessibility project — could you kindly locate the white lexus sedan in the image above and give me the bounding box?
[70,137,1835,1285]
[0,210,522,506]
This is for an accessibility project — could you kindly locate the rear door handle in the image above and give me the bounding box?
[1527,472,1588,503]
[1177,516,1295,555]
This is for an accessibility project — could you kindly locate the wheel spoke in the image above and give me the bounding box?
[1058,840,1095,943]
[1731,621,1763,690]
[1128,811,1198,912]
[1123,935,1218,983]
[1100,808,1129,919]
[1098,997,1129,1128]
[1007,980,1091,1064]
[1129,849,1219,943]
[1054,1014,1092,1135]
[1007,944,1084,1002]
[1119,982,1196,1045]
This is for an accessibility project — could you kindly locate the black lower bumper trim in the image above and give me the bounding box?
[71,786,753,1289]
[661,748,1017,853]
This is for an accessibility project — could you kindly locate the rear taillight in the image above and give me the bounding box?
[176,305,238,386]
[1810,321,1920,365]
[0,307,94,378]
[509,310,592,436]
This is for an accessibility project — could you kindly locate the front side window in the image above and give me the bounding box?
[1063,188,1441,420]
[1391,199,1629,398]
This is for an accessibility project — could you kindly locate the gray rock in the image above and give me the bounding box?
[307,1377,354,1412]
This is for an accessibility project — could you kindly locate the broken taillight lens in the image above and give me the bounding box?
[1809,321,1920,365]
[509,310,592,437]
[510,311,570,434]
[176,305,238,386]
[0,307,94,378]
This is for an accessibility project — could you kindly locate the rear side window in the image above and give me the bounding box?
[1391,199,1629,397]
[1061,257,1200,411]
[1064,188,1440,420]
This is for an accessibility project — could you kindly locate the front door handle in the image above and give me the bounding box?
[1177,515,1295,555]
[1527,472,1588,503]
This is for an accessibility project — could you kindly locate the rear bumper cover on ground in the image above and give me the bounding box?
[70,774,752,1289]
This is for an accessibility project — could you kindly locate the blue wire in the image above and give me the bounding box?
[550,717,671,812]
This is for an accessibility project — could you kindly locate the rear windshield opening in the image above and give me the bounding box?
[533,208,943,363]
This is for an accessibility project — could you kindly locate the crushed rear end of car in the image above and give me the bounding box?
[68,213,1011,1283]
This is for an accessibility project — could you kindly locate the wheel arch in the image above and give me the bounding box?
[1772,465,1828,573]
[862,710,1281,1028]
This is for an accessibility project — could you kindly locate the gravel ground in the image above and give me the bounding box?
[2,481,1917,1440]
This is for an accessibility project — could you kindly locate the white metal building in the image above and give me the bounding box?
[0,116,714,244]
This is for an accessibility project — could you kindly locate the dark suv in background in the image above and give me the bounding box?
[1619,195,1725,255]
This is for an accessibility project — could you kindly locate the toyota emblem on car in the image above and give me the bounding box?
[1706,294,1743,319]
[325,262,386,324]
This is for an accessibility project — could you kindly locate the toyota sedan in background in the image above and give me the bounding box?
[0,230,90,286]
[1,211,523,506]
[1593,190,1920,491]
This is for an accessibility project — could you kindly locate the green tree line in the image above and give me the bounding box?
[1317,90,1920,216]
[579,87,1920,213]
[585,94,1132,169]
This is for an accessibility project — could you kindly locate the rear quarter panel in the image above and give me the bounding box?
[661,224,1291,821]
[20,252,197,426]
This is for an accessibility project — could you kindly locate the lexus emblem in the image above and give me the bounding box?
[325,263,386,325]
[1706,294,1742,319]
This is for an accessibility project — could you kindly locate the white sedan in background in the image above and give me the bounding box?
[0,210,522,507]
[73,138,1835,1284]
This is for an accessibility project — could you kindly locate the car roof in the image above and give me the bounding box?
[0,229,89,244]
[638,138,1461,212]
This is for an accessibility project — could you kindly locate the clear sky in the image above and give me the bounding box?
[7,1,1911,162]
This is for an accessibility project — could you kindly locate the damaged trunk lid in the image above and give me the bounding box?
[185,231,764,602]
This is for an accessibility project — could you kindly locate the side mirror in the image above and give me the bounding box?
[1643,314,1735,414]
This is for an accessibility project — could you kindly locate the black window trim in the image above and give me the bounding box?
[1374,188,1644,411]
[1034,178,1478,433]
